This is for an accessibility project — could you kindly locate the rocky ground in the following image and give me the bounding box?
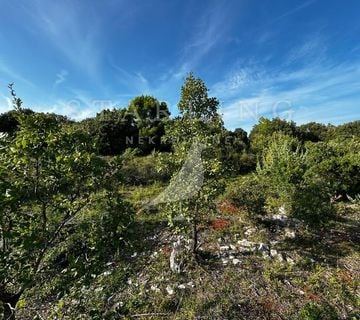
[18,202,360,319]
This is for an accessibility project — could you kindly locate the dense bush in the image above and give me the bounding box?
[249,117,299,154]
[230,133,338,223]
[0,98,133,318]
[227,174,267,215]
[304,137,360,197]
[120,151,170,185]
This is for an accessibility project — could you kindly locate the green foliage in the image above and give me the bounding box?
[81,96,170,156]
[178,72,219,120]
[227,174,267,215]
[231,133,337,223]
[216,128,255,175]
[159,73,225,252]
[0,101,132,316]
[128,95,170,154]
[120,152,170,185]
[332,120,360,139]
[256,133,307,214]
[297,122,332,142]
[304,138,360,197]
[297,302,338,320]
[249,117,299,154]
[0,109,34,135]
[82,108,137,156]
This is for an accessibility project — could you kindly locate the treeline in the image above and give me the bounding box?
[1,96,359,177]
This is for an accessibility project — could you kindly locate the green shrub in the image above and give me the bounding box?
[121,152,170,185]
[297,302,338,320]
[227,174,267,215]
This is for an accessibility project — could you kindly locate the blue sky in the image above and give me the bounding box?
[0,0,359,132]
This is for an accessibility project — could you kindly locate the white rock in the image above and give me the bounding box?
[219,245,230,251]
[270,249,278,257]
[230,244,237,250]
[286,256,295,265]
[178,284,186,289]
[114,301,124,308]
[237,239,254,247]
[258,243,269,252]
[284,228,296,239]
[131,252,138,258]
[244,227,256,236]
[150,285,160,292]
[279,206,287,215]
[166,286,174,295]
[277,253,284,262]
[232,258,240,265]
[187,281,195,288]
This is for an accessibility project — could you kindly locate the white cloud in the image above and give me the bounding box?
[216,59,360,132]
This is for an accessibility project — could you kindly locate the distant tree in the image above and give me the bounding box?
[217,128,255,175]
[0,109,34,134]
[128,95,170,154]
[177,73,219,119]
[82,108,137,156]
[297,122,331,142]
[249,117,298,153]
[80,96,170,156]
[158,73,224,255]
[333,120,360,139]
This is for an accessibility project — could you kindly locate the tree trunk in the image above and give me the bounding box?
[192,203,198,254]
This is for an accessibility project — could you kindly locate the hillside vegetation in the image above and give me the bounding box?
[0,77,359,320]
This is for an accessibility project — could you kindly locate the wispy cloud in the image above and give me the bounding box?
[21,1,103,79]
[54,69,68,86]
[215,42,360,132]
[0,59,34,88]
[286,34,327,65]
[271,0,318,24]
[110,60,151,95]
[171,1,233,80]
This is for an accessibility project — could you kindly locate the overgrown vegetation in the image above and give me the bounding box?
[0,77,359,319]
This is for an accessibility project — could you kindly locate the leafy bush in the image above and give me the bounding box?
[0,93,133,318]
[121,152,170,185]
[249,117,299,154]
[231,133,336,223]
[304,138,360,197]
[227,174,267,215]
[297,302,338,320]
